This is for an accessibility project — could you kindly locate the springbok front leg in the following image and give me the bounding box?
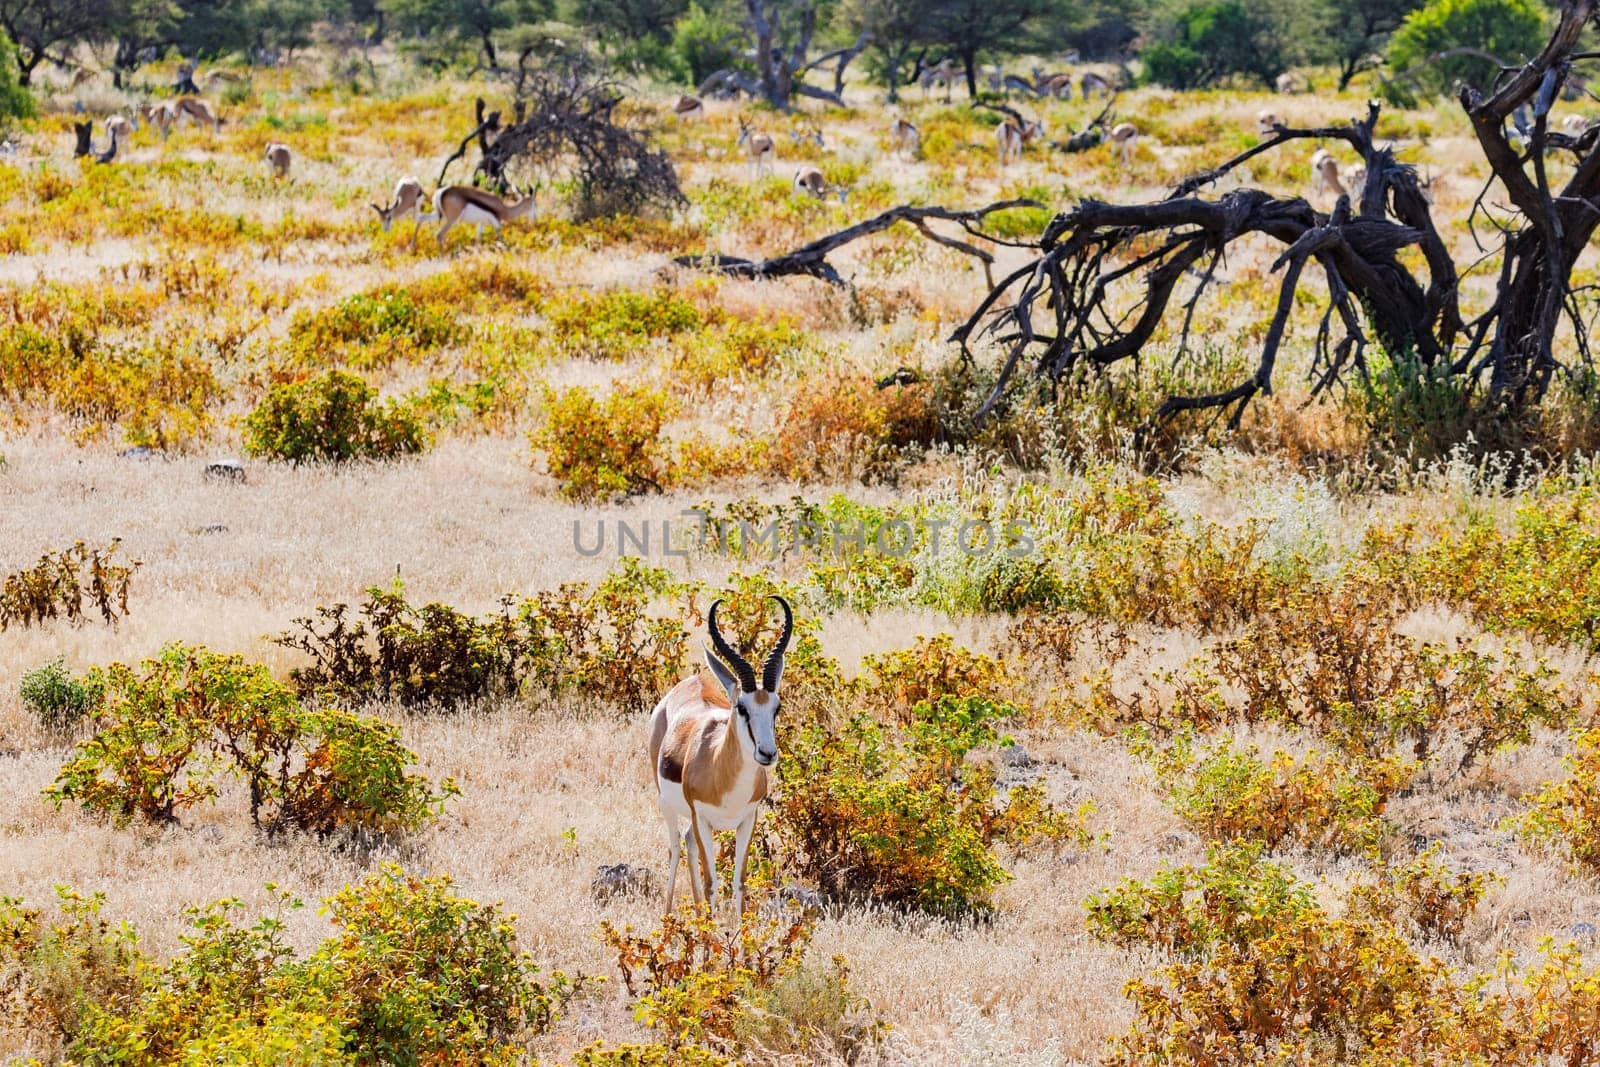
[690,804,717,908]
[732,811,756,917]
[663,813,683,906]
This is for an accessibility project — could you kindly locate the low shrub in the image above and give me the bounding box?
[19,658,104,730]
[44,644,453,834]
[244,370,428,463]
[285,287,463,370]
[69,867,573,1066]
[1512,728,1600,873]
[769,371,938,482]
[771,695,1094,914]
[0,539,139,631]
[855,634,1015,724]
[1348,846,1495,943]
[544,287,705,360]
[532,383,675,500]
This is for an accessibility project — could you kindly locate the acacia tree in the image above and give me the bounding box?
[956,1,1600,430]
[922,0,1062,99]
[0,0,116,84]
[697,0,871,108]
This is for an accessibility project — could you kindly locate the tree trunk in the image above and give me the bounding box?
[480,27,497,69]
[961,46,978,99]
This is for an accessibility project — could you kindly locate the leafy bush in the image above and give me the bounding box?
[44,644,454,834]
[599,906,877,1060]
[533,383,675,500]
[769,372,938,482]
[1512,728,1600,873]
[1348,846,1495,943]
[1,540,139,631]
[1348,345,1476,461]
[19,658,104,731]
[1387,0,1548,96]
[855,634,1015,725]
[0,31,33,121]
[1139,0,1284,89]
[544,287,705,361]
[244,370,429,463]
[285,287,463,370]
[69,867,573,1066]
[771,695,1094,914]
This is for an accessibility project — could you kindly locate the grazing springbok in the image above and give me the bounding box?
[175,96,223,133]
[888,116,920,158]
[145,100,178,139]
[1256,110,1281,137]
[1310,148,1347,202]
[264,141,291,179]
[996,115,1043,166]
[106,115,135,143]
[431,184,537,249]
[1276,72,1302,94]
[920,58,965,101]
[1109,122,1138,166]
[736,116,775,175]
[674,94,705,122]
[372,176,434,236]
[651,596,793,917]
[793,166,851,203]
[1031,67,1073,100]
[1080,71,1113,99]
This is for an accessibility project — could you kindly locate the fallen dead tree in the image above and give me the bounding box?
[956,2,1600,429]
[673,199,1041,287]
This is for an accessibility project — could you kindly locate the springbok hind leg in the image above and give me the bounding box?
[689,808,716,910]
[662,812,683,912]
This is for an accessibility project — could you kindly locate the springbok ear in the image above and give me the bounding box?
[704,645,740,705]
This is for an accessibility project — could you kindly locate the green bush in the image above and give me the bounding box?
[771,695,1094,914]
[286,288,463,370]
[68,867,573,1066]
[44,644,453,834]
[670,2,742,84]
[0,31,33,121]
[20,658,104,730]
[244,370,428,463]
[1387,0,1548,96]
[532,383,674,500]
[1139,0,1284,89]
[0,887,142,1052]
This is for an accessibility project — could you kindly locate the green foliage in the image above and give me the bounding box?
[532,383,674,500]
[0,31,34,120]
[772,694,1094,914]
[1512,728,1600,873]
[68,867,573,1066]
[19,658,104,731]
[0,539,139,631]
[544,287,705,361]
[244,370,429,463]
[669,3,743,84]
[0,887,142,1052]
[44,644,453,834]
[1349,344,1476,461]
[1387,0,1549,96]
[1139,0,1284,88]
[286,288,464,370]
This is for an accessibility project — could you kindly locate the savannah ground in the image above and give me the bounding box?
[2,46,1600,1066]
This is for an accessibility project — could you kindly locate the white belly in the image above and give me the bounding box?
[457,204,501,227]
[657,773,756,831]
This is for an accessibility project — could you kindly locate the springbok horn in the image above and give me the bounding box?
[707,600,757,693]
[762,595,793,693]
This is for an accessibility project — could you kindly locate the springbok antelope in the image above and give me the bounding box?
[650,596,793,916]
[1256,110,1281,137]
[1564,114,1592,136]
[372,176,434,234]
[145,100,178,139]
[888,116,920,158]
[920,58,965,101]
[673,94,705,122]
[736,116,775,175]
[1310,148,1347,202]
[1276,72,1302,94]
[264,141,291,179]
[1109,122,1138,166]
[1031,67,1073,99]
[106,115,135,143]
[175,96,223,133]
[1080,71,1113,99]
[996,115,1043,166]
[431,184,537,249]
[793,166,851,203]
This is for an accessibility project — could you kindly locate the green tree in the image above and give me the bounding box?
[922,0,1065,99]
[1138,0,1283,89]
[0,29,33,116]
[1386,0,1548,96]
[383,0,551,68]
[844,0,939,101]
[1305,0,1424,90]
[0,0,114,85]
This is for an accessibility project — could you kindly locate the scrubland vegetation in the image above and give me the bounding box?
[5,2,1600,1063]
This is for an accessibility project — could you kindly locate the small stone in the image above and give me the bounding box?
[118,446,155,460]
[591,863,654,902]
[193,524,229,535]
[204,458,246,482]
[1574,922,1597,941]
[998,744,1033,768]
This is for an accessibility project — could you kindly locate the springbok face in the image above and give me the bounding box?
[703,596,792,767]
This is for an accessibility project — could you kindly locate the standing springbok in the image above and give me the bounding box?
[651,596,793,917]
[1310,148,1347,202]
[736,116,775,175]
[888,116,920,158]
[1080,71,1113,99]
[674,94,705,122]
[106,115,135,143]
[264,142,291,179]
[996,115,1043,166]
[1109,122,1138,166]
[431,184,537,249]
[175,96,223,133]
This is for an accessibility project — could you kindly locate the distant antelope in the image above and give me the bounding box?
[1031,67,1073,99]
[1310,148,1347,202]
[431,184,537,250]
[997,115,1044,166]
[372,176,434,233]
[650,596,793,916]
[793,166,851,203]
[1256,110,1281,137]
[736,115,775,175]
[1109,122,1138,166]
[264,141,291,178]
[921,57,965,101]
[1080,71,1113,99]
[1564,114,1592,136]
[175,96,223,133]
[673,94,705,122]
[204,69,246,89]
[788,122,825,151]
[888,116,920,158]
[1276,72,1302,94]
[106,115,135,143]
